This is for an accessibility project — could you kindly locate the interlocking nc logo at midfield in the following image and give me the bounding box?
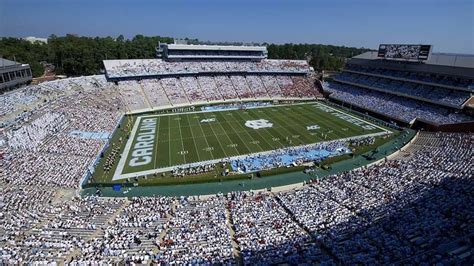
[245,119,273,129]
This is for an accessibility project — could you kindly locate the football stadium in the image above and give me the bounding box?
[1,1,473,264]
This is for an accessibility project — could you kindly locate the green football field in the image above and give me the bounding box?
[112,102,390,180]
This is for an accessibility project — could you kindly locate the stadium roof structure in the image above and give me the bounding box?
[351,51,474,79]
[166,43,267,52]
[157,43,268,60]
[0,58,25,68]
[354,51,474,69]
[0,58,32,91]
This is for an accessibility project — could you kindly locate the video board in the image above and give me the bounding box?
[377,44,432,61]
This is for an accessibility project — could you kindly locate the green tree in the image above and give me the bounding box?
[0,35,369,77]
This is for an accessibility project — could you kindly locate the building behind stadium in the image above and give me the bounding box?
[0,58,33,92]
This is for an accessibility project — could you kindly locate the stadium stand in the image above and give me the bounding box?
[323,51,473,126]
[230,75,255,99]
[261,75,285,97]
[324,82,472,124]
[345,63,474,91]
[139,79,171,107]
[212,76,239,100]
[160,78,190,105]
[117,81,150,111]
[198,76,226,101]
[334,72,470,108]
[102,59,310,79]
[1,44,472,264]
[245,75,269,98]
[1,116,472,263]
[99,44,320,112]
[109,75,318,112]
[179,76,208,103]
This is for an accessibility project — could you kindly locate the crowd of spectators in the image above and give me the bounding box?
[160,78,189,105]
[345,64,474,90]
[0,85,51,126]
[213,76,239,100]
[1,76,126,262]
[335,72,471,107]
[323,82,472,124]
[260,75,285,97]
[0,70,472,264]
[71,197,170,264]
[231,140,350,173]
[230,76,254,99]
[277,132,473,264]
[179,77,207,103]
[117,81,150,111]
[201,102,272,112]
[198,76,225,101]
[139,79,170,107]
[161,196,234,264]
[245,75,269,98]
[113,75,319,112]
[104,59,310,78]
[171,163,216,177]
[229,191,329,264]
[5,112,67,151]
[276,76,300,97]
[1,128,472,264]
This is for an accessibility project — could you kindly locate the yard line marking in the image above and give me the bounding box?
[296,104,359,140]
[313,102,391,134]
[195,114,217,160]
[206,118,229,158]
[249,108,287,148]
[168,116,172,166]
[185,114,202,162]
[261,108,300,146]
[177,113,187,164]
[245,111,286,148]
[275,106,320,139]
[158,123,333,142]
[230,111,266,152]
[214,115,240,155]
[219,112,254,154]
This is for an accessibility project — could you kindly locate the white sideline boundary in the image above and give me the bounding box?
[114,131,390,181]
[124,97,320,115]
[112,101,392,181]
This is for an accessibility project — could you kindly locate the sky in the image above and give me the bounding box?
[0,0,473,53]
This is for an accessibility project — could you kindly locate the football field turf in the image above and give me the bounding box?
[113,102,390,180]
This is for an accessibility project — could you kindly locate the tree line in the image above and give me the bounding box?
[0,35,370,77]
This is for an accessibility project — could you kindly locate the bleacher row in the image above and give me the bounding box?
[104,59,310,78]
[322,62,474,125]
[117,75,320,112]
[1,132,472,264]
[323,82,472,125]
[345,64,474,90]
[335,72,471,107]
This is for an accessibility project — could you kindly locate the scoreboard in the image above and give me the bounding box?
[378,44,432,61]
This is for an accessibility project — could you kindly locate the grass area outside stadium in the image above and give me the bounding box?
[86,101,396,188]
